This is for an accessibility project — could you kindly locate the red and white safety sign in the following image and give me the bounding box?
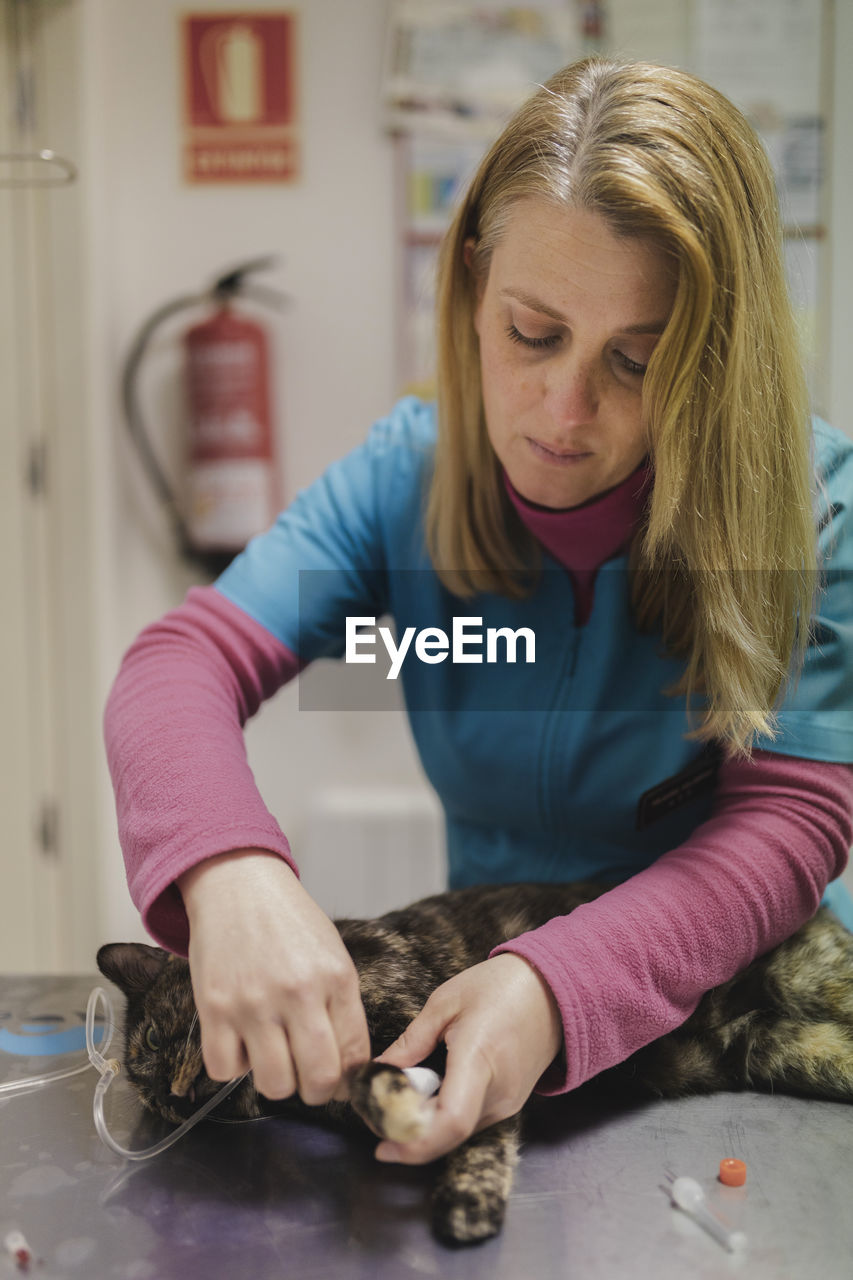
[182,12,299,184]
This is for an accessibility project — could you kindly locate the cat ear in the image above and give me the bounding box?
[96,942,172,997]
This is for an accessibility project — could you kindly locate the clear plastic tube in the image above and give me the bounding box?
[0,998,114,1097]
[85,986,249,1162]
[0,1059,94,1097]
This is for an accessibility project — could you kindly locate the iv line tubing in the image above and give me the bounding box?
[0,1061,96,1097]
[85,987,249,1161]
[0,1000,114,1097]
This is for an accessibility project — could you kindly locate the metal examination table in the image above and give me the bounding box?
[2,973,852,1279]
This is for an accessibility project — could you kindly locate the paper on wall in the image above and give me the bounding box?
[692,0,822,118]
[382,1,582,137]
[607,0,690,68]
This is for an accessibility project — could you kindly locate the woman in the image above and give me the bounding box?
[105,58,853,1166]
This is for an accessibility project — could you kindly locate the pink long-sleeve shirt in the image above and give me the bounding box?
[104,465,853,1093]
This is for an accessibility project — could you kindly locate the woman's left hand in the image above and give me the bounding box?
[372,952,563,1164]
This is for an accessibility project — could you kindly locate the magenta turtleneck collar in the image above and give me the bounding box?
[503,461,651,625]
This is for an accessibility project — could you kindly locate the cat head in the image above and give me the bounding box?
[96,942,252,1126]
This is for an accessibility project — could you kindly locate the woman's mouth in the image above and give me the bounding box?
[526,437,592,466]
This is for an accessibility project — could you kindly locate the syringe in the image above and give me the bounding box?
[666,1174,748,1253]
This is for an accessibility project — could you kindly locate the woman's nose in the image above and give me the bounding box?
[544,356,599,427]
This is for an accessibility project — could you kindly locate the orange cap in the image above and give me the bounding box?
[719,1158,747,1186]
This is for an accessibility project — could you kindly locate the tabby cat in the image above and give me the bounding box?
[97,881,853,1245]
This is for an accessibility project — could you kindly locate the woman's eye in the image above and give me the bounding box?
[145,1026,160,1051]
[613,349,648,376]
[506,323,561,351]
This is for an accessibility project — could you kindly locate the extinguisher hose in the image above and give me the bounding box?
[120,292,206,561]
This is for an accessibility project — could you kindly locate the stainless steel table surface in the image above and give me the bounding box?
[2,973,851,1279]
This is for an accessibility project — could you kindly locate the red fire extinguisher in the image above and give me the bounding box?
[184,300,279,555]
[122,257,284,575]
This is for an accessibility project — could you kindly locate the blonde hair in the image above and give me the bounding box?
[426,57,817,758]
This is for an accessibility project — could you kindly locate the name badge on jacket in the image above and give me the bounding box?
[636,746,721,831]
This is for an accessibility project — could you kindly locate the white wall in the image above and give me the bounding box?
[827,0,853,437]
[82,0,435,941]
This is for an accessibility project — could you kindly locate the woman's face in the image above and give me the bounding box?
[473,200,676,509]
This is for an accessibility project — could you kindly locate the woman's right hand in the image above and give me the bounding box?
[177,850,371,1106]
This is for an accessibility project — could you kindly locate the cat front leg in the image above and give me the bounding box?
[347,1064,520,1243]
[430,1116,521,1245]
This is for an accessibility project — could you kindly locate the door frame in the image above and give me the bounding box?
[0,0,99,972]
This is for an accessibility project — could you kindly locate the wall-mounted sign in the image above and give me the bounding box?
[182,12,299,183]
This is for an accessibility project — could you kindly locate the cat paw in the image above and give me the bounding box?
[431,1184,507,1245]
[348,1062,433,1143]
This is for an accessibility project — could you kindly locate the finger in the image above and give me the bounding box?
[198,1021,250,1083]
[327,975,372,1072]
[328,993,371,1103]
[241,1023,297,1100]
[374,1001,448,1070]
[287,1013,344,1106]
[375,1049,491,1165]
